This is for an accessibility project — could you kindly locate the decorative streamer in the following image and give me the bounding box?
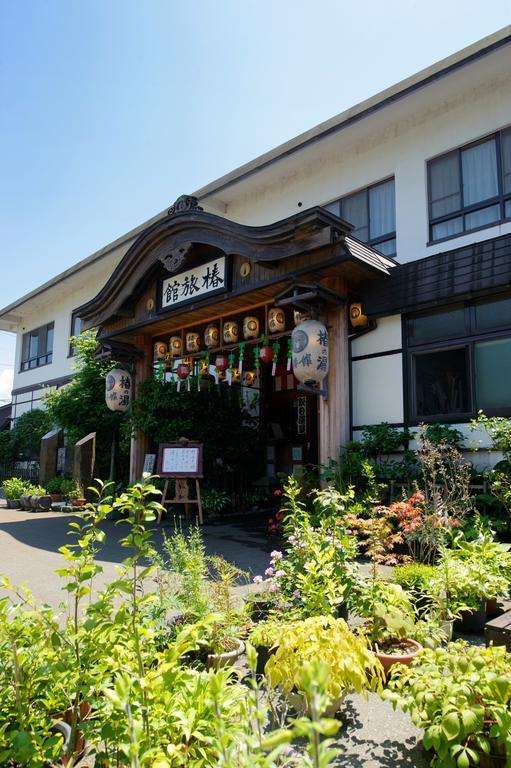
[287,337,293,371]
[238,342,245,373]
[272,341,281,376]
[228,352,236,386]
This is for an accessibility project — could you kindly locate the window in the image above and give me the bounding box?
[428,128,511,242]
[69,313,83,356]
[20,322,54,371]
[407,296,511,421]
[326,178,396,257]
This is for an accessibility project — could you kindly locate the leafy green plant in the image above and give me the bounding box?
[266,615,384,703]
[248,619,282,648]
[393,563,437,593]
[385,642,511,767]
[354,580,417,649]
[201,487,231,514]
[1,477,29,500]
[422,423,464,448]
[68,483,85,501]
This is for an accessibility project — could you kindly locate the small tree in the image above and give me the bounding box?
[43,330,124,478]
[9,409,53,460]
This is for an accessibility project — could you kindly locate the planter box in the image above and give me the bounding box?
[485,609,511,651]
[6,499,20,509]
[455,602,487,634]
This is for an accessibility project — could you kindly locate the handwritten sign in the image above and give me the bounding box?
[157,442,203,477]
[161,256,227,311]
[143,454,156,474]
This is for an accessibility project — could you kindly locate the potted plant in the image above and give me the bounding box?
[68,483,86,507]
[393,563,438,617]
[265,615,384,716]
[1,476,27,508]
[385,642,511,767]
[248,619,282,676]
[354,579,423,674]
[46,476,65,503]
[28,484,52,511]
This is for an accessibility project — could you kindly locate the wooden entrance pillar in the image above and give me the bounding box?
[318,281,350,468]
[129,334,153,482]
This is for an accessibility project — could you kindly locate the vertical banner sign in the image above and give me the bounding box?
[161,256,227,310]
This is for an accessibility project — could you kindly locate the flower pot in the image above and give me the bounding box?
[486,598,500,618]
[71,498,87,508]
[50,494,64,504]
[58,699,91,763]
[373,639,423,675]
[19,494,31,510]
[439,617,455,642]
[287,690,347,718]
[454,601,486,634]
[255,643,278,677]
[207,638,245,669]
[248,597,274,623]
[29,494,52,511]
[6,498,20,509]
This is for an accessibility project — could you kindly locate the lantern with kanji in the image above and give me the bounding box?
[169,336,182,356]
[291,319,329,388]
[105,368,132,412]
[154,341,167,360]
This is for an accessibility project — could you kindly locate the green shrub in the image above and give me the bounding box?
[1,477,30,500]
[393,563,437,592]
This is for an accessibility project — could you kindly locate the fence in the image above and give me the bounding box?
[0,462,40,485]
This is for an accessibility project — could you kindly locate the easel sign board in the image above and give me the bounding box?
[157,442,203,478]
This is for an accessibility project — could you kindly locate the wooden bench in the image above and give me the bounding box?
[485,610,511,651]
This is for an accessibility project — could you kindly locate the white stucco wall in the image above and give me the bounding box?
[221,46,511,264]
[351,315,402,357]
[351,353,404,427]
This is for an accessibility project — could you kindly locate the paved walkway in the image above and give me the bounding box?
[0,501,430,766]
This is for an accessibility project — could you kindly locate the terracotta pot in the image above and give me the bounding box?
[71,498,86,508]
[207,638,245,669]
[373,639,423,675]
[59,700,91,763]
[50,494,64,503]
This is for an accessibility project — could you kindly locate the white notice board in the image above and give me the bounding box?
[157,442,203,477]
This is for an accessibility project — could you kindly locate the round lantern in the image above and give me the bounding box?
[169,336,182,356]
[176,362,191,392]
[259,345,275,365]
[215,354,229,373]
[105,368,132,412]
[154,341,167,360]
[268,308,286,333]
[223,320,239,344]
[186,332,200,353]
[204,325,219,349]
[243,316,259,340]
[291,319,329,388]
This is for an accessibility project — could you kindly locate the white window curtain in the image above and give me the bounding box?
[342,191,368,241]
[430,153,461,218]
[369,180,395,238]
[462,140,498,205]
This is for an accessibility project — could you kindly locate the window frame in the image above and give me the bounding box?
[406,295,511,423]
[68,312,83,357]
[427,128,511,245]
[20,322,54,372]
[325,177,397,257]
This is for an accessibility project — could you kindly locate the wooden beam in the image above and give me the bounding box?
[129,334,153,482]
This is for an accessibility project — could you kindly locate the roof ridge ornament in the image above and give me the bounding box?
[167,195,203,217]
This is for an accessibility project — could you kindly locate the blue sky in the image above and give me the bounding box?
[0,0,510,400]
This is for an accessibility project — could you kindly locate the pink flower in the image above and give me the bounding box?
[253,575,263,584]
[275,569,286,578]
[268,582,279,593]
[265,567,274,576]
[274,489,282,496]
[271,550,283,560]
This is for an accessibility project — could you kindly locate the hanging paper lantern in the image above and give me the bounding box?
[293,309,312,326]
[223,321,238,344]
[291,319,329,388]
[268,308,286,333]
[204,325,219,349]
[259,345,275,365]
[176,362,191,392]
[215,354,229,372]
[169,336,182,356]
[105,368,132,412]
[186,332,200,353]
[154,341,167,360]
[243,316,259,340]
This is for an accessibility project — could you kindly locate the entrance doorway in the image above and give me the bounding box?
[262,364,318,481]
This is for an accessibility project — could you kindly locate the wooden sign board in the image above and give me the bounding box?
[157,442,203,478]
